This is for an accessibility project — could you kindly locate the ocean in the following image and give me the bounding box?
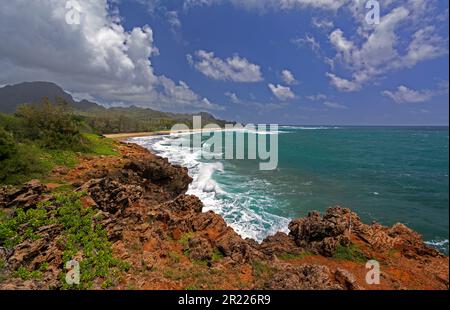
[130,126,449,254]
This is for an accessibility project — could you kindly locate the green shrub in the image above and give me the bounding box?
[56,193,127,289]
[0,143,50,185]
[15,99,86,151]
[0,127,17,161]
[0,192,127,289]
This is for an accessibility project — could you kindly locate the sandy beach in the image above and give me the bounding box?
[103,128,224,141]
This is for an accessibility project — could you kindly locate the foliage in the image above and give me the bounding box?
[0,101,118,185]
[0,192,127,289]
[55,192,127,289]
[0,126,17,161]
[278,251,311,261]
[15,99,86,150]
[0,201,55,249]
[211,248,224,262]
[332,243,367,263]
[252,260,272,278]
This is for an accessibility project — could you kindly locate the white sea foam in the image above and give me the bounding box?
[425,239,449,254]
[130,133,290,242]
[280,126,340,130]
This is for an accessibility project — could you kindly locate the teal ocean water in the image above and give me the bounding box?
[131,126,449,254]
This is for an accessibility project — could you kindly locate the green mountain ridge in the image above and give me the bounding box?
[0,81,228,133]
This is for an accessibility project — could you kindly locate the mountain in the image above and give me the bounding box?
[0,81,228,133]
[0,81,106,113]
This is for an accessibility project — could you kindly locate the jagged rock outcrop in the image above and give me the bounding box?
[288,208,353,256]
[0,180,49,211]
[0,142,448,290]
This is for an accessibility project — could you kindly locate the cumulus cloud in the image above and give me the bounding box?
[268,84,295,100]
[326,0,448,92]
[326,73,360,92]
[0,0,220,112]
[187,50,263,82]
[382,85,434,103]
[281,69,298,85]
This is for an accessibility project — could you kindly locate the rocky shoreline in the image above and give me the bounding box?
[0,142,448,290]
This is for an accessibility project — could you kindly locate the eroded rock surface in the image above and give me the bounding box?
[0,142,448,290]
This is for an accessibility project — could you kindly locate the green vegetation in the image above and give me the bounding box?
[178,232,194,247]
[0,192,128,289]
[278,251,312,261]
[252,260,272,278]
[168,251,182,265]
[211,248,224,262]
[0,100,118,185]
[0,202,55,248]
[332,243,367,263]
[13,263,48,280]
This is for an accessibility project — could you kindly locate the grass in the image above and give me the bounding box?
[178,232,194,247]
[278,251,312,261]
[168,251,182,265]
[0,258,6,270]
[82,133,119,156]
[332,243,367,263]
[211,248,224,262]
[0,133,118,186]
[252,260,272,278]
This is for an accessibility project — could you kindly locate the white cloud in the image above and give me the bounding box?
[225,91,241,103]
[326,1,448,92]
[0,0,220,111]
[323,101,347,109]
[184,0,348,11]
[306,93,327,101]
[382,85,434,103]
[268,83,295,100]
[281,69,298,85]
[291,35,321,52]
[166,10,181,30]
[311,17,334,30]
[188,50,263,82]
[326,73,360,92]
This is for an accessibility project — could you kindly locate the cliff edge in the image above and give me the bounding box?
[0,142,448,290]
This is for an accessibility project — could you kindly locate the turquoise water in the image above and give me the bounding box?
[132,126,449,253]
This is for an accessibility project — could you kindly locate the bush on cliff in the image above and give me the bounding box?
[0,99,118,185]
[0,126,17,161]
[15,99,87,151]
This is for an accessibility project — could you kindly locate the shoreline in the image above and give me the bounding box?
[103,128,226,141]
[0,140,448,290]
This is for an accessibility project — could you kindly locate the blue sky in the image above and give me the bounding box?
[0,0,448,125]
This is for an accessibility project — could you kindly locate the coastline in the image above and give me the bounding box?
[1,138,448,290]
[104,128,224,141]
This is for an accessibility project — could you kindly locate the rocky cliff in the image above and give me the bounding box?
[0,142,448,290]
